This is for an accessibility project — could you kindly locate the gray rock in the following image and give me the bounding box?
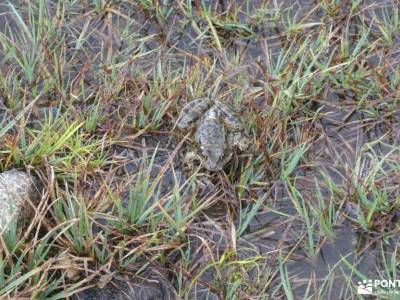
[0,169,40,232]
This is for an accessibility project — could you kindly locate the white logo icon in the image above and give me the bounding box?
[357,280,373,295]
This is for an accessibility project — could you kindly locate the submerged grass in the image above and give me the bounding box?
[0,0,399,299]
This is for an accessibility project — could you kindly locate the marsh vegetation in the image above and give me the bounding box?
[0,0,399,299]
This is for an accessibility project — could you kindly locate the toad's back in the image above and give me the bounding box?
[195,107,227,171]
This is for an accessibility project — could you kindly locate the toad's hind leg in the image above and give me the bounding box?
[176,98,213,129]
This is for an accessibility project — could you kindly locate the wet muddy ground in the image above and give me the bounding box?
[0,0,399,299]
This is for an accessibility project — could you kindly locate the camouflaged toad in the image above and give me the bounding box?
[177,98,250,171]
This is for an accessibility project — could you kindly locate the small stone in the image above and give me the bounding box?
[0,169,40,233]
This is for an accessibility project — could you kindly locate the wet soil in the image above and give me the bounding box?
[1,0,399,299]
